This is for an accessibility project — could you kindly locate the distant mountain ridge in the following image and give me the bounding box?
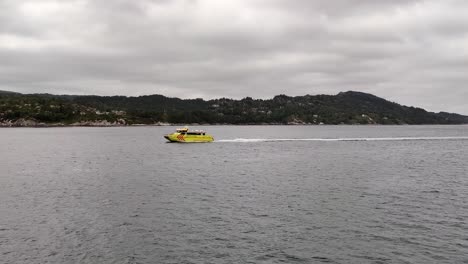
[0,90,20,95]
[1,90,467,126]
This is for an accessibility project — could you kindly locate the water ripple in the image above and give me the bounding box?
[1,126,467,263]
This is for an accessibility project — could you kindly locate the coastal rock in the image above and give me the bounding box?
[70,120,126,127]
[154,122,170,126]
[0,119,46,127]
[287,117,306,125]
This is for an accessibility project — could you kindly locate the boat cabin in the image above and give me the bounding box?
[175,128,206,135]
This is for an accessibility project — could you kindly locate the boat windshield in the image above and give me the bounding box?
[187,132,203,135]
[175,128,207,135]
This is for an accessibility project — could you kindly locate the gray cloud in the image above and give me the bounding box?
[1,0,468,113]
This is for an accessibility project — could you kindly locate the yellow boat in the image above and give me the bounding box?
[164,127,214,143]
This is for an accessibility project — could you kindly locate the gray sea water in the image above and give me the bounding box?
[1,125,468,264]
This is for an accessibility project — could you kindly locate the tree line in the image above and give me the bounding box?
[1,90,467,125]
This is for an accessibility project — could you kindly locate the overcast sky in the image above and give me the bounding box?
[1,0,468,114]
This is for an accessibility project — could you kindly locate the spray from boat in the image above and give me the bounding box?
[216,136,468,143]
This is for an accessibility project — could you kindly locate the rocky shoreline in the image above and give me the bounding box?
[3,118,467,127]
[0,118,142,127]
[0,118,326,127]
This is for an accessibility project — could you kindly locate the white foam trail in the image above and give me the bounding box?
[216,136,468,143]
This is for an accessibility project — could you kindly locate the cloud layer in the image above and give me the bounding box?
[1,0,468,113]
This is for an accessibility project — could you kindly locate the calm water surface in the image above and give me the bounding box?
[1,125,468,264]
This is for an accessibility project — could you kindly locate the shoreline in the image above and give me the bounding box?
[2,122,468,128]
[2,118,468,128]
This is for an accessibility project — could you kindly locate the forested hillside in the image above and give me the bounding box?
[1,90,467,126]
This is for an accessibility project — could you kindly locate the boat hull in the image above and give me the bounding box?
[164,133,214,143]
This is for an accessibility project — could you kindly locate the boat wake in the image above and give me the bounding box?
[216,136,468,143]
